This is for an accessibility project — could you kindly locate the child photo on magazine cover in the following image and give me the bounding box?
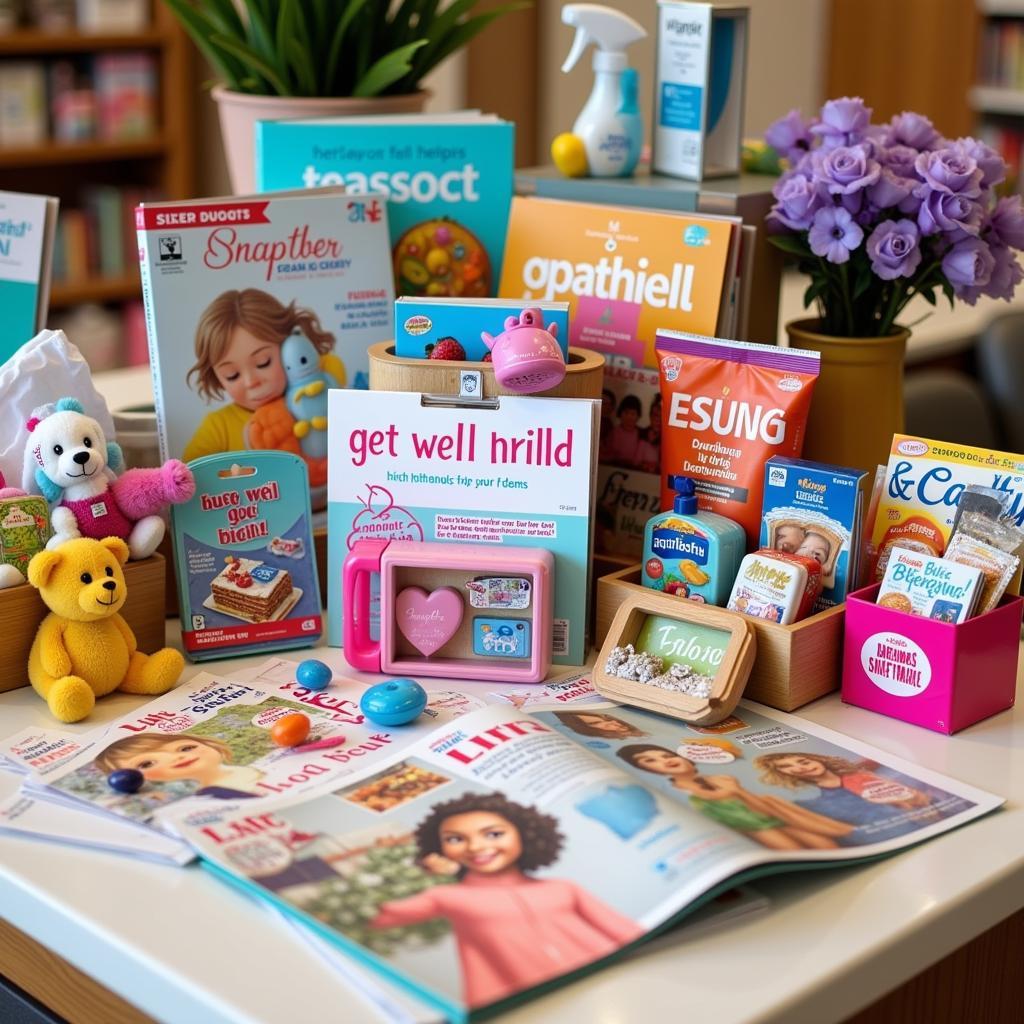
[371,792,644,1008]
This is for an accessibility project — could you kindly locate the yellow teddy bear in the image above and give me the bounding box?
[27,536,184,723]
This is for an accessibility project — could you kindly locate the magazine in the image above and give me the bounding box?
[498,198,741,559]
[135,188,394,495]
[324,389,599,664]
[0,189,58,362]
[177,701,1001,1022]
[2,660,610,847]
[255,112,514,297]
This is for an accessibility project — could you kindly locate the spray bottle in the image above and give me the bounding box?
[552,3,646,178]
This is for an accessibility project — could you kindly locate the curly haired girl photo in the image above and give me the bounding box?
[553,711,649,740]
[616,744,851,851]
[183,289,345,480]
[371,792,643,1008]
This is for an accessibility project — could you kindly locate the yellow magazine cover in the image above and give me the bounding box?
[498,196,739,370]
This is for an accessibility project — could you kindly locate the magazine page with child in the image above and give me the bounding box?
[177,703,1001,1023]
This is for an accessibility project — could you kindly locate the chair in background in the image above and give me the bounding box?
[903,369,1000,449]
[976,312,1024,454]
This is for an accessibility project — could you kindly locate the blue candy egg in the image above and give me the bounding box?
[108,768,145,794]
[296,659,333,691]
[360,678,428,726]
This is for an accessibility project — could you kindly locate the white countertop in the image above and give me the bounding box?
[1,639,1021,1024]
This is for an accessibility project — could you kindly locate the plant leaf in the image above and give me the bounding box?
[412,4,528,83]
[163,0,248,89]
[353,39,429,97]
[325,0,370,95]
[209,32,293,96]
[768,234,812,258]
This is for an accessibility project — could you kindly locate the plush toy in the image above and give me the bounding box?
[0,470,52,589]
[282,333,331,460]
[27,536,184,722]
[27,397,195,559]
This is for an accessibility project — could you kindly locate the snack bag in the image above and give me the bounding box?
[656,332,821,546]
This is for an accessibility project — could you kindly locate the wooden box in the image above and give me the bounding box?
[0,555,168,694]
[368,341,605,400]
[596,565,845,711]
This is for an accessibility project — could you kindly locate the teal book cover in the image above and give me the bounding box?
[255,116,514,298]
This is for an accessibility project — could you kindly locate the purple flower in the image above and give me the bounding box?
[868,167,914,209]
[811,96,872,149]
[768,169,823,230]
[881,144,922,180]
[942,237,996,304]
[889,111,940,150]
[987,195,1024,250]
[808,206,864,263]
[813,144,881,195]
[915,147,983,198]
[918,189,983,238]
[953,137,1006,190]
[984,244,1024,302]
[866,219,922,280]
[765,109,815,164]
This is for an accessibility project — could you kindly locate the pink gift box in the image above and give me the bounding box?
[842,583,1022,734]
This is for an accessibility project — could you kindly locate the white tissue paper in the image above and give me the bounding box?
[0,330,115,494]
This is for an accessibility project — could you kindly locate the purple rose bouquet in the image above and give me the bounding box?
[765,97,1024,337]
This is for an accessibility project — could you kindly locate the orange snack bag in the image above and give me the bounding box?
[657,332,821,547]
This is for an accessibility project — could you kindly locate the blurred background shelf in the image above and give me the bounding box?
[0,135,166,166]
[0,28,166,54]
[50,272,141,308]
[970,85,1024,114]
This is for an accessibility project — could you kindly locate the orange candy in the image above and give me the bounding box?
[271,713,311,747]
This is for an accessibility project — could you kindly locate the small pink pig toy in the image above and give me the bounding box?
[480,308,566,394]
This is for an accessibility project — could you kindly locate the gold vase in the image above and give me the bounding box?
[786,317,909,474]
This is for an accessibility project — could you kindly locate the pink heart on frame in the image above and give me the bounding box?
[395,586,464,657]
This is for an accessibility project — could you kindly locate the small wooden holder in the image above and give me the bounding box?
[0,554,168,694]
[597,565,846,711]
[595,589,756,725]
[368,341,605,400]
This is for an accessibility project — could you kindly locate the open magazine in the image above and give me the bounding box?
[0,660,609,859]
[175,701,1001,1022]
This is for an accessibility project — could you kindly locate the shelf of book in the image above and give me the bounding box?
[970,85,1024,115]
[50,272,140,308]
[0,136,166,167]
[0,28,167,55]
[979,0,1024,13]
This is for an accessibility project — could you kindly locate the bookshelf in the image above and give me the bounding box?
[0,2,194,363]
[973,0,1024,193]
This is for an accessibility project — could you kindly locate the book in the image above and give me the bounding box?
[135,188,394,483]
[177,700,1000,1023]
[394,297,570,362]
[1,658,610,851]
[0,63,47,145]
[324,389,599,664]
[0,190,58,363]
[255,113,514,298]
[499,196,742,559]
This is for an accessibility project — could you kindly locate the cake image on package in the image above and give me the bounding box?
[136,189,394,499]
[171,451,322,659]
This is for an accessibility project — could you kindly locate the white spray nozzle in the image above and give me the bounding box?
[561,3,646,74]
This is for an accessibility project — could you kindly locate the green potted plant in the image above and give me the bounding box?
[165,0,525,193]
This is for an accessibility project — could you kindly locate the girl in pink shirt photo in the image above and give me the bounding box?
[371,793,643,1009]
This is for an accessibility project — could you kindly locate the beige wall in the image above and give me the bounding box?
[539,0,828,157]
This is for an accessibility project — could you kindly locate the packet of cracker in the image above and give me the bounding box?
[943,532,1019,615]
[877,546,984,624]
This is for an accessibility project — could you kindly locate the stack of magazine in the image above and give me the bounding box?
[0,658,1001,1023]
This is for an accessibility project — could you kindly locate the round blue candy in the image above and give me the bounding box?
[360,678,428,726]
[296,659,333,691]
[108,768,145,794]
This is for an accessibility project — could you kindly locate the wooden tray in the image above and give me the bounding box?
[0,554,168,694]
[597,565,846,711]
[368,341,605,400]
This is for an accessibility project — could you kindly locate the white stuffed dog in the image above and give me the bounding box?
[27,397,194,559]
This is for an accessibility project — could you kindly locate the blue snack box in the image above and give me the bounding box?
[395,297,570,362]
[760,457,867,611]
[171,451,322,659]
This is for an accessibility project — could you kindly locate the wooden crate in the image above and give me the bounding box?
[596,565,845,711]
[368,341,605,400]
[0,555,168,694]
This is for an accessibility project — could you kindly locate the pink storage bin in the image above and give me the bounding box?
[842,583,1022,734]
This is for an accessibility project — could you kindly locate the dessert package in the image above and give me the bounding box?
[657,333,821,547]
[877,546,984,624]
[943,533,1018,615]
[870,436,1024,580]
[726,549,822,625]
[171,451,322,659]
[760,456,866,611]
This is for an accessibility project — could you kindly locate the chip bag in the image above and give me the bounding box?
[657,333,821,547]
